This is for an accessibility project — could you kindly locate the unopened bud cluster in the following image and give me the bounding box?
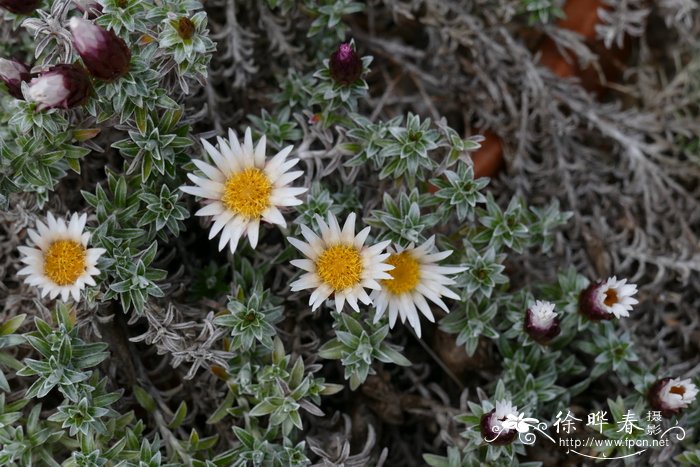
[0,5,131,110]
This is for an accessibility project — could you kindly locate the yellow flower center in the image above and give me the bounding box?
[382,251,420,295]
[604,288,618,307]
[316,245,363,291]
[221,168,272,219]
[44,240,86,286]
[670,385,686,396]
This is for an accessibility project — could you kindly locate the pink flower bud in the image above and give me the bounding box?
[69,16,131,82]
[27,64,92,110]
[0,0,40,15]
[524,300,560,344]
[72,0,102,18]
[0,58,31,99]
[329,42,363,86]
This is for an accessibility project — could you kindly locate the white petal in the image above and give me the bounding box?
[290,273,320,291]
[261,206,286,227]
[227,131,245,166]
[254,134,267,168]
[341,213,356,244]
[202,138,231,174]
[209,211,236,239]
[353,227,371,249]
[228,222,246,254]
[290,259,316,272]
[180,185,218,199]
[288,237,318,260]
[196,202,225,217]
[218,224,233,251]
[346,293,360,312]
[247,220,261,249]
[413,292,435,322]
[193,159,226,182]
[266,145,294,174]
[309,284,333,309]
[300,224,326,255]
[334,293,346,313]
[270,194,304,206]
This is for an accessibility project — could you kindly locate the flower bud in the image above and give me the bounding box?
[524,300,560,344]
[0,58,31,99]
[648,377,698,418]
[173,16,195,40]
[579,276,638,321]
[72,0,102,18]
[329,42,363,86]
[479,400,517,445]
[27,64,91,110]
[0,0,40,15]
[69,16,131,82]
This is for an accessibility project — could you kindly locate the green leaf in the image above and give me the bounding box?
[0,314,25,336]
[168,401,187,429]
[132,385,156,412]
[135,107,149,135]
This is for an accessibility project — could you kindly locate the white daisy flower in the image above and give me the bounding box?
[370,236,466,338]
[180,127,307,253]
[579,276,638,320]
[658,378,698,409]
[649,377,698,417]
[17,213,105,302]
[287,212,394,313]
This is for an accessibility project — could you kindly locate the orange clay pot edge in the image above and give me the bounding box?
[462,0,611,179]
[558,0,608,39]
[471,130,504,179]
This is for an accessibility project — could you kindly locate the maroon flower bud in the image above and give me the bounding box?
[579,276,638,321]
[648,377,698,418]
[479,401,518,446]
[27,64,91,110]
[173,16,195,40]
[524,300,560,344]
[0,0,40,15]
[329,42,363,86]
[0,58,31,99]
[72,0,102,18]
[69,16,131,82]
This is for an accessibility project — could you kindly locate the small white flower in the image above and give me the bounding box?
[288,212,394,313]
[525,299,561,343]
[494,400,518,429]
[181,128,307,253]
[595,276,638,318]
[658,378,698,411]
[580,276,638,320]
[370,236,465,338]
[529,300,557,329]
[481,399,519,444]
[17,213,105,302]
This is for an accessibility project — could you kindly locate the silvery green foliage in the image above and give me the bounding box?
[214,285,283,352]
[0,0,699,465]
[366,189,440,245]
[318,312,410,390]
